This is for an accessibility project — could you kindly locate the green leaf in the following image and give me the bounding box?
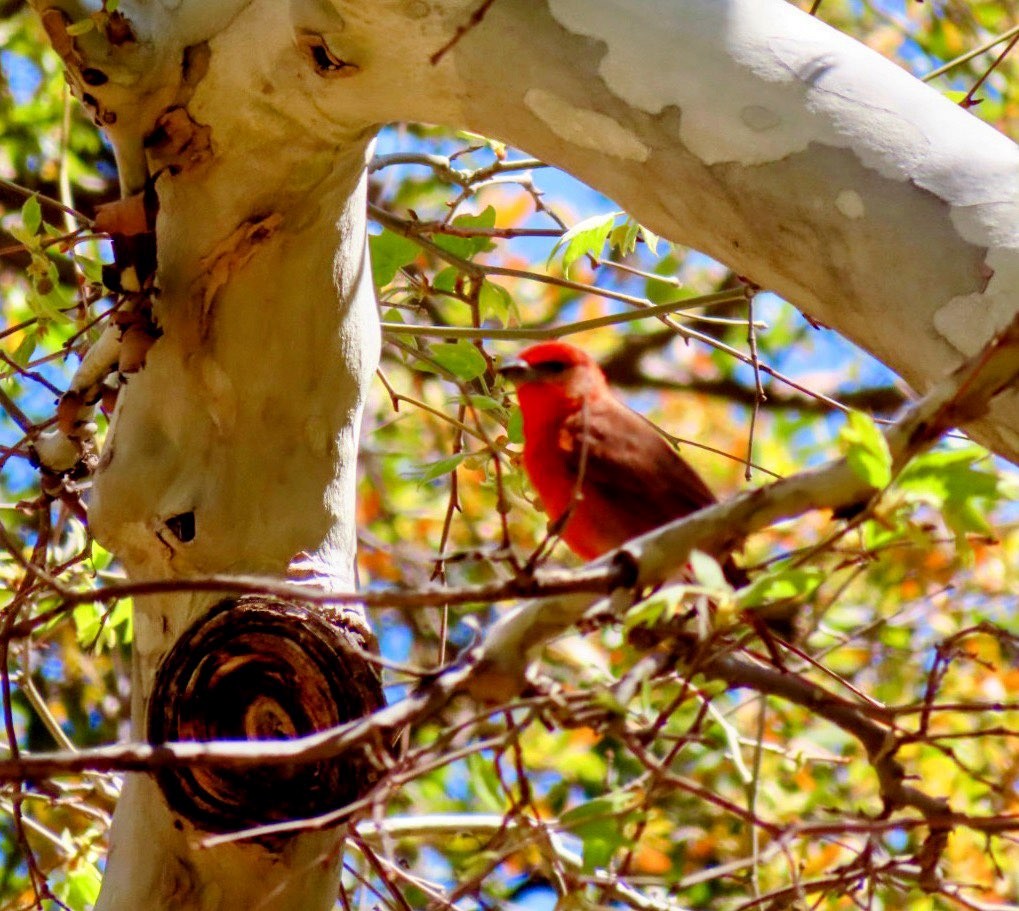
[689,550,730,592]
[548,211,619,277]
[27,286,69,322]
[638,224,661,255]
[108,599,133,645]
[580,834,616,872]
[72,599,132,651]
[401,451,471,484]
[560,793,635,830]
[457,847,504,882]
[454,393,503,413]
[897,446,999,503]
[506,406,524,444]
[21,194,42,235]
[466,753,505,812]
[73,604,103,649]
[624,582,696,631]
[432,266,459,293]
[644,253,686,304]
[738,567,825,609]
[433,206,498,259]
[65,18,96,36]
[609,219,640,257]
[479,280,513,326]
[879,625,912,650]
[591,688,628,717]
[645,276,685,305]
[427,340,488,380]
[623,597,668,631]
[60,859,102,909]
[839,410,892,488]
[896,445,1002,538]
[560,794,635,872]
[369,230,419,287]
[558,748,608,788]
[860,516,901,551]
[76,256,105,283]
[10,331,38,367]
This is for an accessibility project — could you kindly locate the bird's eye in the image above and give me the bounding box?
[540,361,569,375]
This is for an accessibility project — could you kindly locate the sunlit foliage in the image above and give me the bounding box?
[1,1,1018,908]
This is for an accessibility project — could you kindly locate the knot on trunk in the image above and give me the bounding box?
[148,596,385,834]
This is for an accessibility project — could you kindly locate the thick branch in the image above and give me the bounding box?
[624,373,907,415]
[2,564,625,641]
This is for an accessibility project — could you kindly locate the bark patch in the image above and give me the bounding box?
[191,213,283,341]
[148,597,386,834]
[145,106,213,175]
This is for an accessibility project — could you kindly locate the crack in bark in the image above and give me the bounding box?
[190,212,283,341]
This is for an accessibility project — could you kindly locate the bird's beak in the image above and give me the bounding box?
[497,356,536,383]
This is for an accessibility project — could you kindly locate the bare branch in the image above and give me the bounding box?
[0,316,1015,793]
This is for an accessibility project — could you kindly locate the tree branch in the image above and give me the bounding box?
[598,324,908,414]
[0,316,1015,830]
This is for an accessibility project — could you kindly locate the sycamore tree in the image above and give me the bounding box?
[1,1,1018,909]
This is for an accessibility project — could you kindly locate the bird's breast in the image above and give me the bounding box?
[520,429,619,560]
[521,428,577,522]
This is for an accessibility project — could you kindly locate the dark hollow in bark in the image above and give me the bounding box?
[148,596,385,833]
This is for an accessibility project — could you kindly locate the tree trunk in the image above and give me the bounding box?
[35,0,382,906]
[30,0,1019,907]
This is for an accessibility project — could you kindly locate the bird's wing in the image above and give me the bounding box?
[558,396,718,528]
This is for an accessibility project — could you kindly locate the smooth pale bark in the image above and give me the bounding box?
[35,0,379,906]
[29,0,1019,908]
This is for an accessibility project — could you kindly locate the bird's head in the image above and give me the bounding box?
[499,341,608,412]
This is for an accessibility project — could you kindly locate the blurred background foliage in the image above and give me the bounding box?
[1,0,1019,908]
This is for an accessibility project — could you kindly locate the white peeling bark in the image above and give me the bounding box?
[36,0,380,907]
[321,0,1019,463]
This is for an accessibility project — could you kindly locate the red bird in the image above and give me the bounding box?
[500,341,746,587]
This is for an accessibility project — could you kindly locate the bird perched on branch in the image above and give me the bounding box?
[499,340,747,588]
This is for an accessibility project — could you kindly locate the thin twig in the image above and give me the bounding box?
[924,23,1019,82]
[744,290,766,481]
[960,30,1019,108]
